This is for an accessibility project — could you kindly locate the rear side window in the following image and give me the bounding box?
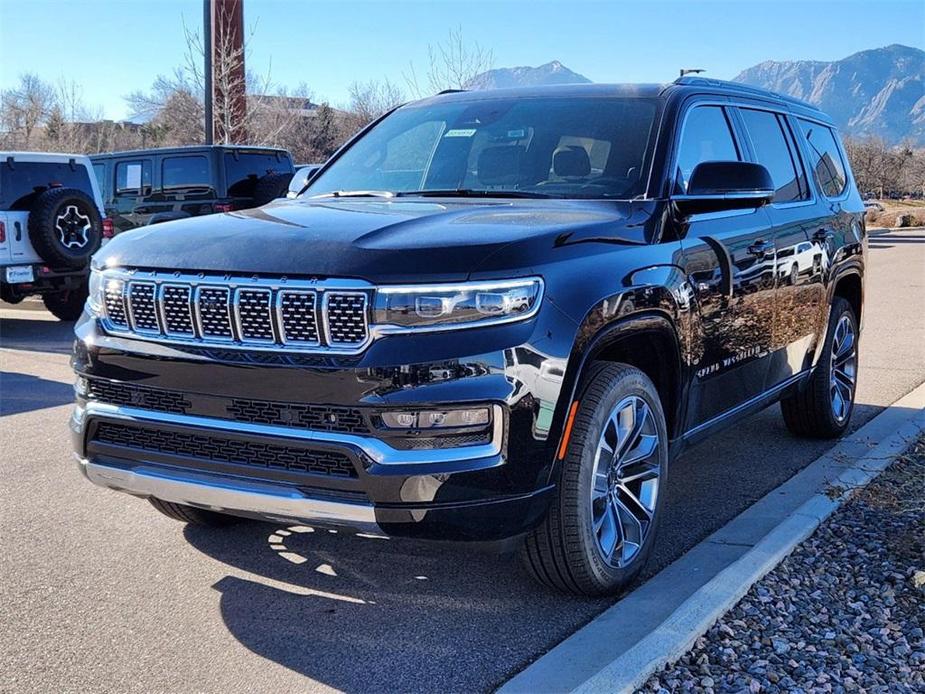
[797,120,847,198]
[739,109,808,203]
[0,161,93,210]
[115,160,152,196]
[223,151,292,197]
[162,155,212,192]
[675,106,740,193]
[93,163,107,197]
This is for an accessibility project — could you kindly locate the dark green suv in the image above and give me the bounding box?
[90,145,294,234]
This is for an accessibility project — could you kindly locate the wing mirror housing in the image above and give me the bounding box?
[287,165,322,198]
[672,161,774,216]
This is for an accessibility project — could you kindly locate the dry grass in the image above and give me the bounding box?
[866,200,925,228]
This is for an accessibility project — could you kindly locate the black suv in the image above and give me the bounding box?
[72,80,865,595]
[90,145,294,234]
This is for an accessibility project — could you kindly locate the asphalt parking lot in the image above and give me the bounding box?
[1,227,923,694]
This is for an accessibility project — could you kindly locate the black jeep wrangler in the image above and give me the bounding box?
[72,79,865,595]
[90,145,294,234]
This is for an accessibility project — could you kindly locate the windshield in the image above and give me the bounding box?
[306,96,659,200]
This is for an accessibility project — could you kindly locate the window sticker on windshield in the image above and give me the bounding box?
[444,128,477,138]
[507,129,526,139]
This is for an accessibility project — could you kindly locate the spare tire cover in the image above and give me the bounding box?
[28,187,103,268]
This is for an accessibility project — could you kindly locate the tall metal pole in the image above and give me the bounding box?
[203,0,213,144]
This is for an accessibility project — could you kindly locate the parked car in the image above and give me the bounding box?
[72,79,866,595]
[1,152,112,320]
[286,164,323,198]
[864,200,885,212]
[90,145,295,234]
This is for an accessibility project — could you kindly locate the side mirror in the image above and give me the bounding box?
[672,161,774,216]
[287,165,322,198]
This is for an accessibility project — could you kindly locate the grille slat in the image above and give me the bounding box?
[326,293,368,345]
[102,274,370,352]
[162,285,194,335]
[236,288,274,342]
[128,282,159,332]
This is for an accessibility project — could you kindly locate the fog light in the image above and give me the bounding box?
[380,407,490,429]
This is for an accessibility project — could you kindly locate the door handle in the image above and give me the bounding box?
[747,239,773,256]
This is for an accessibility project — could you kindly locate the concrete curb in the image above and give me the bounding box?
[499,382,925,694]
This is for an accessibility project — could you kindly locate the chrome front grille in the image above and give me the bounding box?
[100,271,371,353]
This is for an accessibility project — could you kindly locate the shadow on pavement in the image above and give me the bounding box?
[184,521,608,693]
[1,316,75,355]
[0,371,75,416]
[181,399,886,692]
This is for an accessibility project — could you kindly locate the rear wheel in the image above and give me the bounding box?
[780,297,858,438]
[42,282,88,321]
[521,363,668,596]
[148,497,238,526]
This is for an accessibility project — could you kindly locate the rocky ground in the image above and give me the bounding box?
[640,435,925,693]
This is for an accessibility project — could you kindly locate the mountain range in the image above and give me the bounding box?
[470,45,925,145]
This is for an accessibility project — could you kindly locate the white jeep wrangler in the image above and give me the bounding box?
[0,152,110,320]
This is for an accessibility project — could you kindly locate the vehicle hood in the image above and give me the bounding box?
[96,198,652,283]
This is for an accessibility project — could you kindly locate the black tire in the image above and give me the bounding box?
[42,282,88,321]
[252,172,294,206]
[780,297,858,438]
[28,187,102,268]
[789,263,799,286]
[148,497,238,527]
[521,363,668,596]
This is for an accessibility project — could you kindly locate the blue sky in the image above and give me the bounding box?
[1,0,923,120]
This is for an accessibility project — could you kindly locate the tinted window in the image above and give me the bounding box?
[93,163,107,197]
[675,106,740,193]
[308,97,659,199]
[223,151,291,197]
[115,160,152,195]
[798,120,847,198]
[740,109,808,203]
[0,160,93,210]
[162,156,211,191]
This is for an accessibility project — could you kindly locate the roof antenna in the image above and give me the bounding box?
[679,68,705,77]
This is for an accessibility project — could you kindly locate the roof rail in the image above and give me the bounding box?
[671,75,822,112]
[436,88,468,95]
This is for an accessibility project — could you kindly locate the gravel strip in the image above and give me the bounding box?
[640,435,925,693]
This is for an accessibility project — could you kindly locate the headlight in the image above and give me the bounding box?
[86,268,104,316]
[372,278,543,333]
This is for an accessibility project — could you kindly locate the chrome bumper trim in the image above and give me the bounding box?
[81,401,504,465]
[78,456,380,530]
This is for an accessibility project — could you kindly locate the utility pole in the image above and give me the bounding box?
[203,0,213,144]
[203,0,246,144]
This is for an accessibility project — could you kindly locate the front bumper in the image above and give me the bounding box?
[71,308,575,541]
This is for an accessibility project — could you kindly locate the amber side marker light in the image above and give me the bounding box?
[557,401,580,460]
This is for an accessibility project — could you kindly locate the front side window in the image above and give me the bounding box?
[162,156,211,192]
[674,106,740,193]
[739,108,808,203]
[307,96,659,199]
[797,120,847,198]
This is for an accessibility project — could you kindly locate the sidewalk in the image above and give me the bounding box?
[640,435,925,693]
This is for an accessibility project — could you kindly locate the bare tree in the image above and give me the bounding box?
[346,79,404,129]
[404,26,493,98]
[0,73,57,148]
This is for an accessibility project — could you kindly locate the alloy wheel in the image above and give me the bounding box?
[830,314,857,422]
[589,395,661,568]
[55,205,92,249]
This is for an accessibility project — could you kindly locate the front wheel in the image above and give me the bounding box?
[780,297,858,438]
[521,363,668,596]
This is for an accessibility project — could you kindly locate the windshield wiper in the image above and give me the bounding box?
[396,189,556,199]
[309,190,395,199]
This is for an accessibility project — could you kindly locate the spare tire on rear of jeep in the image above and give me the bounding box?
[252,172,294,206]
[28,187,103,268]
